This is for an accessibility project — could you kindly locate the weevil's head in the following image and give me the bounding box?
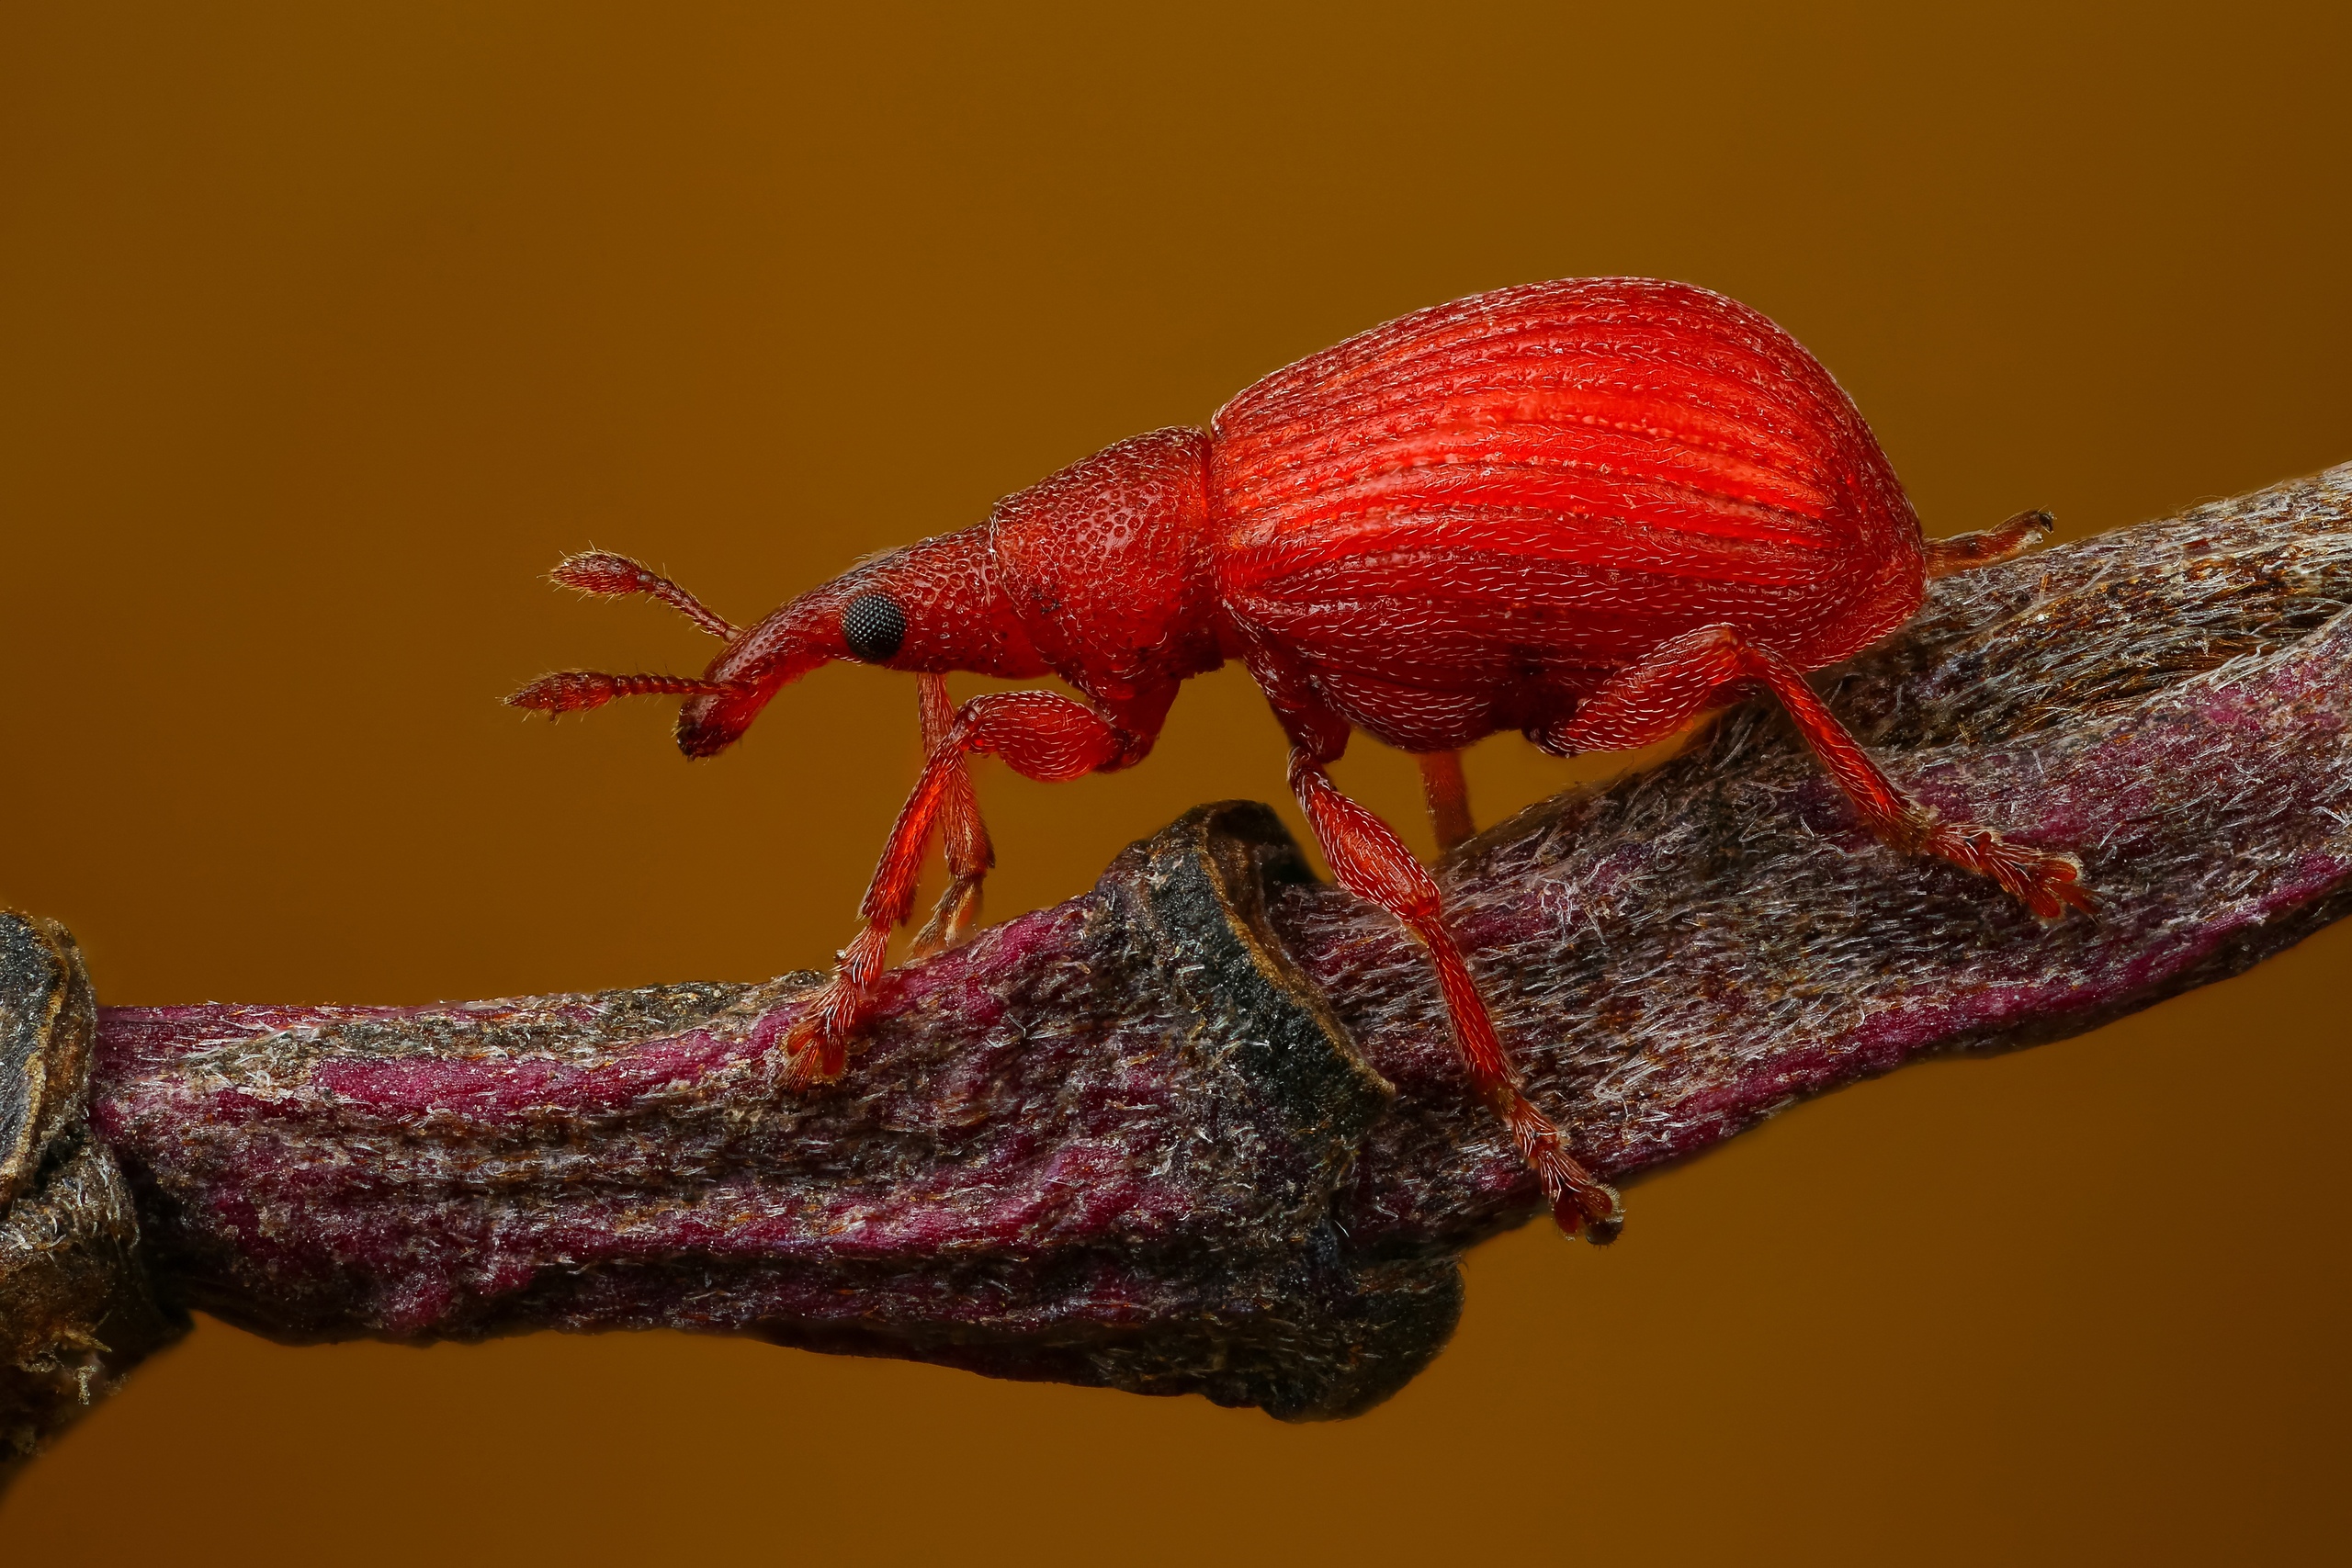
[511,427,1216,756]
[671,525,1046,758]
[509,524,1045,756]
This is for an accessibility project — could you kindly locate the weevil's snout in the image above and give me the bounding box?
[674,684,774,758]
[523,525,1022,760]
[667,587,853,758]
[671,632,821,758]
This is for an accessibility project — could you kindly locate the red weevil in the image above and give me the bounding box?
[511,277,2090,1242]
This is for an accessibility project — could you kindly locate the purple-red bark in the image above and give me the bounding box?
[6,465,2351,1460]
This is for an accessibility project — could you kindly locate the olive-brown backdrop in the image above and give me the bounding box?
[5,5,2347,1564]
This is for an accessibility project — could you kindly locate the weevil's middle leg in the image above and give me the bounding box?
[1288,747,1621,1242]
[1416,749,1476,852]
[910,673,994,957]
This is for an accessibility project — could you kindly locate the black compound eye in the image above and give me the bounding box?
[842,592,908,663]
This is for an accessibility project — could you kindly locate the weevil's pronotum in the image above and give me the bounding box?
[512,277,2090,1241]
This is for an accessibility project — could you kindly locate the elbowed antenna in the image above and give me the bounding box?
[507,550,756,718]
[505,547,849,755]
[506,669,755,716]
[510,524,1032,757]
[548,550,742,640]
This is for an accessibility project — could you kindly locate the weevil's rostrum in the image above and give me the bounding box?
[512,277,2090,1240]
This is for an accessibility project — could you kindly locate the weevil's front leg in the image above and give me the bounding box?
[909,673,993,958]
[780,690,1138,1089]
[1542,624,2093,918]
[1288,747,1622,1242]
[1416,750,1476,852]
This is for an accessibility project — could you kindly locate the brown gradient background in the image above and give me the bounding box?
[4,5,2348,1563]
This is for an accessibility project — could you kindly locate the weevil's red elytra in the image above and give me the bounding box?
[511,276,2090,1242]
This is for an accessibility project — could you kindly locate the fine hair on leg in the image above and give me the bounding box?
[1287,748,1621,1240]
[1547,624,2091,917]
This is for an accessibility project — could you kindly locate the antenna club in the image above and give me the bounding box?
[548,550,661,597]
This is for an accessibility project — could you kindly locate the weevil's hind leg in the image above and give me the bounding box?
[782,690,1135,1089]
[1416,750,1476,852]
[910,673,995,957]
[1542,624,2093,918]
[1925,509,2053,580]
[1288,747,1621,1241]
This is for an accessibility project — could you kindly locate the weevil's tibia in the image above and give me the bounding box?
[909,672,994,957]
[1417,750,1476,852]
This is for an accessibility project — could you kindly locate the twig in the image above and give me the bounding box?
[5,464,2348,1471]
